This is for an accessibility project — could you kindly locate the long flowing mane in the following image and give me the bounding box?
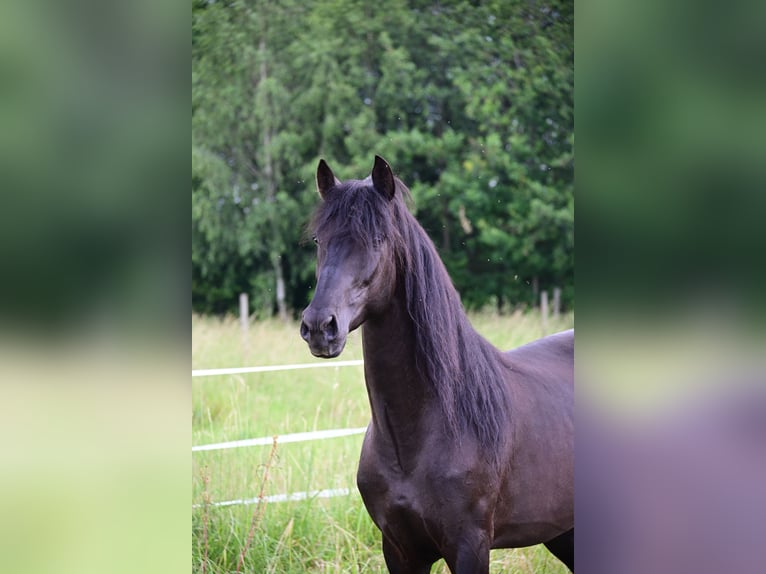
[310,176,511,456]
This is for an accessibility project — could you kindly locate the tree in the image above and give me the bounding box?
[192,0,574,315]
[193,0,311,318]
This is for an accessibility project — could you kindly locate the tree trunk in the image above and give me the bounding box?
[259,34,287,322]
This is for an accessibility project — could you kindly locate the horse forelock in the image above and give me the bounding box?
[308,178,411,254]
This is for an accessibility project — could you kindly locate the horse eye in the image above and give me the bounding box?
[312,235,319,245]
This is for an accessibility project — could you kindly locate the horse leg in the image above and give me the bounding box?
[381,536,433,574]
[442,535,490,574]
[544,528,574,572]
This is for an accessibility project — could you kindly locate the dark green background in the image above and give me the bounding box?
[192,0,574,317]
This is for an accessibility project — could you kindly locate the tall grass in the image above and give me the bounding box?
[192,310,573,573]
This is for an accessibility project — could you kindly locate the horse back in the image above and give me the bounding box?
[503,329,573,395]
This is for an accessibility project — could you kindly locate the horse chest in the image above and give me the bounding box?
[357,444,489,541]
[357,453,423,517]
[357,463,440,544]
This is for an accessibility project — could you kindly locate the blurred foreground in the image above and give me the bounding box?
[577,0,766,571]
[0,0,188,572]
[577,315,766,574]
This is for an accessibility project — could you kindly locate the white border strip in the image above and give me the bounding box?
[192,427,367,452]
[192,359,364,378]
[193,487,353,508]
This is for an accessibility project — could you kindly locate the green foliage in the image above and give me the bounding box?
[193,0,573,315]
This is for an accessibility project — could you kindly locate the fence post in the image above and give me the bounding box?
[553,287,561,318]
[541,290,549,329]
[239,293,249,332]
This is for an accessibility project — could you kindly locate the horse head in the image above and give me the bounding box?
[300,155,400,358]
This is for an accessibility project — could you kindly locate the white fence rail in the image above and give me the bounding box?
[193,360,366,506]
[192,359,364,378]
[193,487,354,509]
[192,427,367,452]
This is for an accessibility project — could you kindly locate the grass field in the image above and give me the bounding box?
[192,310,574,573]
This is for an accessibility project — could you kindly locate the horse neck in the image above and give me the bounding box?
[361,282,439,460]
[362,224,512,465]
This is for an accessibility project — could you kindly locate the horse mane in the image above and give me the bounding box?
[391,179,511,456]
[310,175,511,458]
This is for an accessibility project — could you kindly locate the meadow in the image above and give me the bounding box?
[192,310,574,573]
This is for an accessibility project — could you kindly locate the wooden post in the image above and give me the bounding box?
[541,290,549,329]
[553,287,561,318]
[276,273,287,322]
[239,293,249,332]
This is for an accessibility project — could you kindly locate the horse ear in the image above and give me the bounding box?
[371,155,395,201]
[316,159,340,199]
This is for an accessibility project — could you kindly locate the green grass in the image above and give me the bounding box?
[192,310,574,573]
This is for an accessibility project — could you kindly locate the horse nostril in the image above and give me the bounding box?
[322,315,338,337]
[300,320,310,341]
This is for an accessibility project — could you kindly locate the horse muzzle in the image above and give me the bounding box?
[300,310,347,358]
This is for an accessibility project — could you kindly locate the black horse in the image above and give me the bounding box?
[300,156,574,573]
